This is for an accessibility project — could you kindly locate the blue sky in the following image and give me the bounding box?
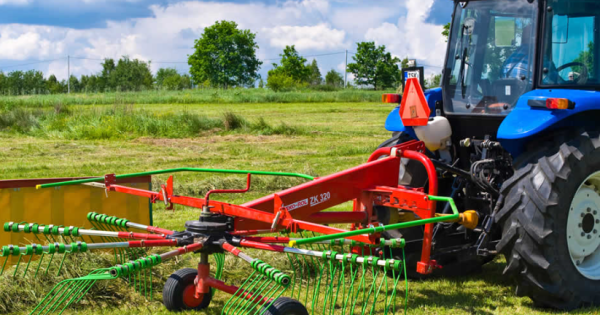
[0,0,453,81]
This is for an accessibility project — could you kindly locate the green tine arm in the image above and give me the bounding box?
[37,167,315,189]
[290,195,459,247]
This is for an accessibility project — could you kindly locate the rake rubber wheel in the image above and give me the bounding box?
[496,129,600,310]
[163,268,212,312]
[261,297,309,315]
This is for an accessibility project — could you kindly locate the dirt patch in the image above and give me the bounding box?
[134,135,294,147]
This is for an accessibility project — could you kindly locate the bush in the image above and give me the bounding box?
[307,84,341,92]
[266,73,298,92]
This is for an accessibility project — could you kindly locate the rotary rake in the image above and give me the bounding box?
[0,140,477,314]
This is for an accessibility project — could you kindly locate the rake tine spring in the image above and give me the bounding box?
[46,278,92,314]
[222,270,257,314]
[236,274,267,313]
[23,253,33,276]
[31,279,72,315]
[55,279,97,315]
[331,259,345,315]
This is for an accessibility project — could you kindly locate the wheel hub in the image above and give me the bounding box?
[568,172,600,280]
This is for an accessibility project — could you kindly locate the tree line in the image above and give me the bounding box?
[0,20,447,95]
[0,56,193,95]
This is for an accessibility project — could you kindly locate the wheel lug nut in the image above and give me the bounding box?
[582,232,586,237]
[588,235,592,239]
[587,207,592,213]
[582,213,585,218]
[594,230,598,234]
[579,223,583,228]
[597,219,600,224]
[594,210,598,215]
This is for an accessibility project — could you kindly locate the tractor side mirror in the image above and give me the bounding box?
[494,16,516,47]
[552,15,569,44]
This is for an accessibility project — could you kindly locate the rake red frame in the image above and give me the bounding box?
[100,140,440,274]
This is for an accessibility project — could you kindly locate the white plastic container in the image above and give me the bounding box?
[413,116,452,152]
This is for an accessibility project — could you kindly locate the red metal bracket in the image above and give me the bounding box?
[205,173,252,206]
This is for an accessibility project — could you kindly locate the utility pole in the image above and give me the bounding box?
[67,55,70,94]
[344,50,348,88]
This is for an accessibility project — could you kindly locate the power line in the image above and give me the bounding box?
[0,58,66,70]
[263,51,348,61]
[72,56,188,64]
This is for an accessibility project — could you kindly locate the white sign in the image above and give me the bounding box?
[405,70,420,82]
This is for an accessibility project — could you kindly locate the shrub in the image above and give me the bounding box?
[266,73,297,92]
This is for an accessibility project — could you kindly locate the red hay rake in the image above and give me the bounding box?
[1,141,472,314]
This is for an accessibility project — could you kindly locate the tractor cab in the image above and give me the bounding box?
[440,0,600,141]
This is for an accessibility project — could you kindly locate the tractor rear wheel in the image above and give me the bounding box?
[261,297,309,315]
[163,268,212,312]
[496,130,600,309]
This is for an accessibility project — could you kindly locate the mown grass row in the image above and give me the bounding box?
[0,88,391,109]
[0,105,304,140]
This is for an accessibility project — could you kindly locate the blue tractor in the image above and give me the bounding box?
[377,0,600,309]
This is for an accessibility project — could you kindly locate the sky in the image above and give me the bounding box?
[0,0,453,82]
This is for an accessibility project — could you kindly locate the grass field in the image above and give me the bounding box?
[0,88,391,109]
[1,100,598,315]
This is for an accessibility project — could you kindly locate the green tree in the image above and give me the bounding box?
[0,71,6,94]
[69,75,80,93]
[7,71,25,95]
[572,41,594,77]
[347,42,400,90]
[179,74,192,90]
[188,20,261,88]
[100,58,117,91]
[307,59,322,85]
[268,45,311,83]
[267,72,297,92]
[46,75,64,94]
[23,70,45,94]
[325,69,344,87]
[442,22,451,42]
[427,74,442,89]
[109,56,153,91]
[155,68,180,89]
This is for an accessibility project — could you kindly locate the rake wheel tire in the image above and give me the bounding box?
[496,129,600,309]
[163,268,212,312]
[261,297,309,315]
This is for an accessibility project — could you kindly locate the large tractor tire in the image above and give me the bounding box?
[496,130,600,309]
[376,133,488,278]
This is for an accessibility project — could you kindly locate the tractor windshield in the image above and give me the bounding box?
[540,0,600,87]
[443,0,538,115]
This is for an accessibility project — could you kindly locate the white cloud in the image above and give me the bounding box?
[0,25,65,60]
[364,0,446,75]
[0,0,447,82]
[0,0,31,5]
[262,24,346,51]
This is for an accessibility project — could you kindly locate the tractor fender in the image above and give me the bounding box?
[384,87,441,138]
[498,89,600,157]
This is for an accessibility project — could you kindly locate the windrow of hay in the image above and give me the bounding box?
[0,106,306,140]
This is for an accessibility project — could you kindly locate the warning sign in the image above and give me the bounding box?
[399,77,430,126]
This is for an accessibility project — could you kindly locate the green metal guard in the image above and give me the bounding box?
[290,195,459,247]
[36,168,315,189]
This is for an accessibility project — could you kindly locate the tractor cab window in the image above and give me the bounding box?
[541,0,599,87]
[443,0,538,115]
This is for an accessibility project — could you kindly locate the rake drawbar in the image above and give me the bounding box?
[0,140,477,314]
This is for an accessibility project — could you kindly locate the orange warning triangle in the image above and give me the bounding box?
[400,77,430,126]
